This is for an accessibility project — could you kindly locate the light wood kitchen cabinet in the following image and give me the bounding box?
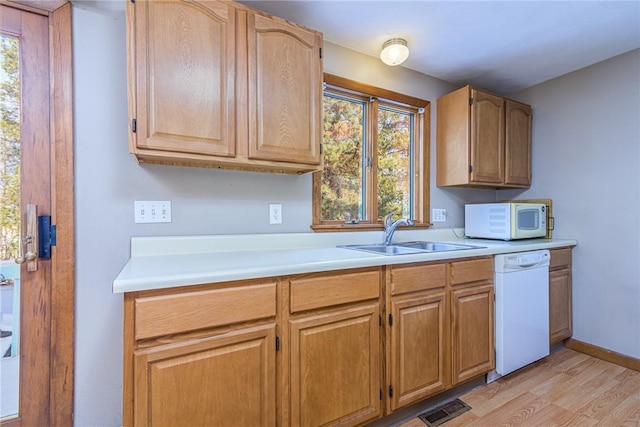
[123,280,277,427]
[449,258,495,385]
[436,85,531,188]
[505,100,532,186]
[549,247,573,344]
[123,257,498,426]
[246,11,323,165]
[133,324,275,427]
[285,269,382,427]
[386,263,447,412]
[126,0,323,174]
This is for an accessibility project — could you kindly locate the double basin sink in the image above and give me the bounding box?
[338,241,484,256]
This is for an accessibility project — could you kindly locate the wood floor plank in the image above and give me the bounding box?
[530,359,618,403]
[400,347,640,427]
[460,366,557,417]
[464,392,551,427]
[554,377,620,410]
[435,410,478,427]
[615,370,640,396]
[549,351,592,374]
[594,394,640,426]
[579,388,634,421]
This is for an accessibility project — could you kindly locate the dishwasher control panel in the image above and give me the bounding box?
[495,250,550,272]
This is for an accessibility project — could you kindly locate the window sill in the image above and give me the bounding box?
[310,222,432,233]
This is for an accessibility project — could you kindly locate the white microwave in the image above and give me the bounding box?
[464,203,547,240]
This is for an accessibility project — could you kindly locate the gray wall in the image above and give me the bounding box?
[72,4,639,426]
[501,48,640,359]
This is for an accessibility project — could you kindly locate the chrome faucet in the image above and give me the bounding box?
[383,212,414,245]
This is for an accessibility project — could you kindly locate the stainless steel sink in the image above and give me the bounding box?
[396,241,484,251]
[338,241,484,255]
[337,243,424,256]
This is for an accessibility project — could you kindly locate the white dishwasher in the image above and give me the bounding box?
[488,250,550,383]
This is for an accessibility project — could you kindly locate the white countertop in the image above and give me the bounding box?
[112,229,577,293]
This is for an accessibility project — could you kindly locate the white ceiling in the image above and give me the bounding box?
[73,0,640,94]
[237,0,640,94]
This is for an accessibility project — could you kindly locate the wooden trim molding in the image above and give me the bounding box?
[2,0,67,13]
[49,3,75,425]
[564,338,640,372]
[324,73,429,108]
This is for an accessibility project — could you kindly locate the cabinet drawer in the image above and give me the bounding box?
[550,248,572,270]
[135,282,276,340]
[290,269,380,313]
[450,258,493,285]
[390,263,446,295]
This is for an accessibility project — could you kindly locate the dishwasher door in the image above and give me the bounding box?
[491,250,550,382]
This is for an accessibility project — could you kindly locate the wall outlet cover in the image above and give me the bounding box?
[269,204,282,225]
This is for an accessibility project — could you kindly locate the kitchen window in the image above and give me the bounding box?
[312,74,430,230]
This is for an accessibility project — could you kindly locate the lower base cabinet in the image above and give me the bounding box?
[286,269,382,427]
[289,304,381,427]
[449,258,495,386]
[123,279,278,427]
[385,258,494,413]
[386,262,448,412]
[388,291,447,411]
[134,324,276,427]
[124,259,499,426]
[549,248,573,344]
[450,283,495,385]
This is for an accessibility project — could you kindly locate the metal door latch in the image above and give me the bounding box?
[38,214,56,259]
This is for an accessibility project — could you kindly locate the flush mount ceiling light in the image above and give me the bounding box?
[380,38,409,66]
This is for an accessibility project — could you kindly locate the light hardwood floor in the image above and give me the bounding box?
[399,347,640,427]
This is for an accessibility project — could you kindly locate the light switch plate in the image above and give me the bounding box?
[432,208,447,223]
[134,201,172,223]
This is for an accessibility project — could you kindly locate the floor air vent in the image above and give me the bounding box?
[418,398,471,427]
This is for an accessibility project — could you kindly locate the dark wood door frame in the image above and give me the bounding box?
[0,1,74,426]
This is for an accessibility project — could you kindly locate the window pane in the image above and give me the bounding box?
[321,94,365,222]
[377,107,412,219]
[0,34,21,419]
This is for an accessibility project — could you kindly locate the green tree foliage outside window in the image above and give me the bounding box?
[0,35,20,260]
[320,88,417,223]
[377,107,412,220]
[321,93,365,221]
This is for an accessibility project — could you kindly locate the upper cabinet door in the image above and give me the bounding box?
[247,12,322,165]
[470,89,505,185]
[505,100,532,186]
[131,0,236,157]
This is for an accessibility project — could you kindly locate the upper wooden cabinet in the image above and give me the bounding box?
[436,85,531,188]
[246,12,322,165]
[126,0,323,174]
[505,100,532,186]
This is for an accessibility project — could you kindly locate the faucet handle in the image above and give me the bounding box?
[384,212,396,229]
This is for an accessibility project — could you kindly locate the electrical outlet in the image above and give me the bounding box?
[432,208,447,223]
[134,201,172,223]
[269,204,282,225]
